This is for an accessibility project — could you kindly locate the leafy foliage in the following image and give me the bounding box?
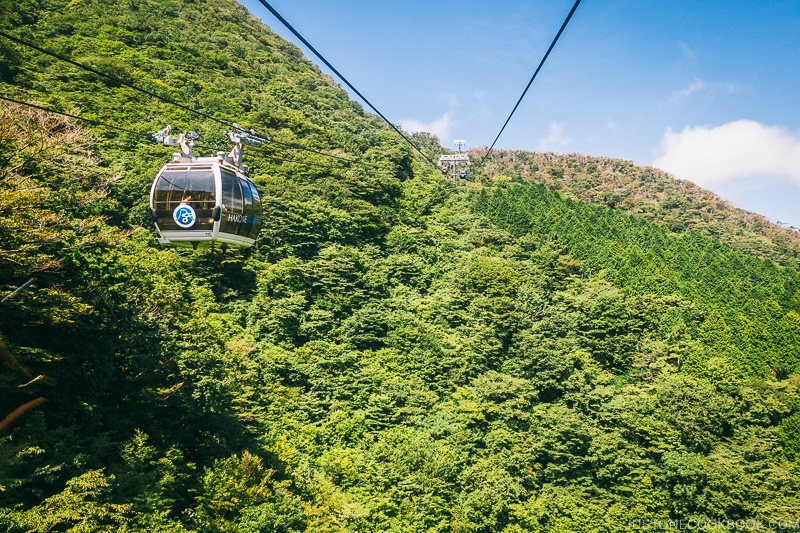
[478,149,800,268]
[1,0,800,531]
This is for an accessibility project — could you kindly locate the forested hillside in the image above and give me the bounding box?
[2,1,800,532]
[480,149,800,268]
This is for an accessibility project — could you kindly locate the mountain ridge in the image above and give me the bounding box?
[477,148,800,268]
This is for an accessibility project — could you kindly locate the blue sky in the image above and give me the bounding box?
[238,0,800,228]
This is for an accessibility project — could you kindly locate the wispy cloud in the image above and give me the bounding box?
[653,120,800,187]
[678,41,696,61]
[399,112,453,141]
[722,82,740,95]
[440,92,460,106]
[671,79,706,103]
[537,123,572,152]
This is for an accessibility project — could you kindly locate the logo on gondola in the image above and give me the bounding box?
[173,204,197,228]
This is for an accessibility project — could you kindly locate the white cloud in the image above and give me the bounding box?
[653,120,800,187]
[678,41,696,61]
[440,92,460,106]
[671,79,706,103]
[723,82,739,95]
[399,112,453,141]
[670,79,741,104]
[537,123,572,152]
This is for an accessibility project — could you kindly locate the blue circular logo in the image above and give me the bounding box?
[173,204,197,228]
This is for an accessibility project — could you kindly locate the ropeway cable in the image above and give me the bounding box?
[253,0,438,169]
[0,94,153,137]
[0,29,357,165]
[481,0,583,164]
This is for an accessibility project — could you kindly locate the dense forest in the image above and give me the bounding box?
[2,0,800,531]
[478,150,800,268]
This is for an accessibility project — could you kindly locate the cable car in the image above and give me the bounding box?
[150,127,264,248]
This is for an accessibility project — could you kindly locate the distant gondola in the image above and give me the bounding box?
[150,127,264,248]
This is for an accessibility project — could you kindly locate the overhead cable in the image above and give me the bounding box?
[0,29,231,129]
[482,0,583,164]
[254,150,348,171]
[0,29,355,165]
[230,122,357,164]
[0,94,152,137]
[253,0,438,169]
[259,136,355,164]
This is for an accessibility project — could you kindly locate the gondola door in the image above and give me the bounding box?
[151,164,217,244]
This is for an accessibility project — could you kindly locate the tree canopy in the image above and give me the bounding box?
[2,0,800,531]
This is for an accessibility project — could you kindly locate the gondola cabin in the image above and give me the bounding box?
[150,129,263,248]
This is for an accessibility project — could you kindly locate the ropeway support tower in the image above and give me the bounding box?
[439,140,470,183]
